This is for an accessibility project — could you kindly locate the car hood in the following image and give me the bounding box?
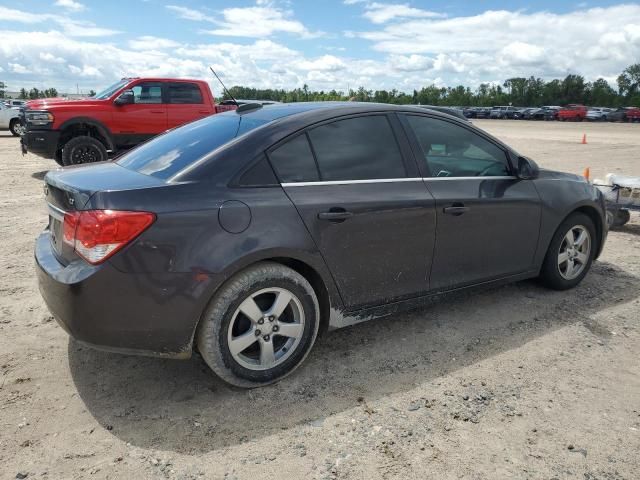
[26,97,105,110]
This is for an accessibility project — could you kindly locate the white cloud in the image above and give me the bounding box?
[0,6,119,37]
[54,0,85,12]
[166,3,322,39]
[362,3,445,24]
[0,4,638,95]
[351,5,640,82]
[9,63,32,74]
[128,36,181,50]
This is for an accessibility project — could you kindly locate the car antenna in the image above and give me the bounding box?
[209,67,238,106]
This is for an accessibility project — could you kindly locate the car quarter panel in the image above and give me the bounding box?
[91,181,344,309]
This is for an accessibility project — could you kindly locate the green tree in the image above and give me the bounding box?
[0,81,5,99]
[19,88,28,99]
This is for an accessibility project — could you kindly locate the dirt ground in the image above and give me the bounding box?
[1,120,639,480]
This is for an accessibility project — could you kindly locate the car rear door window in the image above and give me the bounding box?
[307,115,406,181]
[269,133,320,183]
[168,82,203,104]
[406,115,511,177]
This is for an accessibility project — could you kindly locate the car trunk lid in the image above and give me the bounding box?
[44,162,164,264]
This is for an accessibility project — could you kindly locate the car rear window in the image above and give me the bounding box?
[116,114,268,180]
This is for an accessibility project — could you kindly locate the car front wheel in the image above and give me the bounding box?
[197,262,320,388]
[9,119,25,137]
[539,212,596,290]
[61,136,108,166]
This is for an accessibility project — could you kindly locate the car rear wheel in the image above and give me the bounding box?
[196,262,320,388]
[539,212,596,290]
[61,136,108,166]
[9,119,25,137]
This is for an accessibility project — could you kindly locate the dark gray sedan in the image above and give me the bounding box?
[36,102,607,387]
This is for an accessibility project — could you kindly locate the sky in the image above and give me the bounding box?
[0,0,639,96]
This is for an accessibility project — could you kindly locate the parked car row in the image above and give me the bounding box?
[463,105,640,122]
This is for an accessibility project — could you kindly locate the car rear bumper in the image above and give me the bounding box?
[21,130,60,159]
[35,232,218,359]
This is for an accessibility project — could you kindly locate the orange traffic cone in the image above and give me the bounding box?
[583,167,590,181]
[581,134,587,144]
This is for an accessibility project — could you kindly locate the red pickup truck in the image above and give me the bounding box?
[20,78,236,165]
[557,104,588,121]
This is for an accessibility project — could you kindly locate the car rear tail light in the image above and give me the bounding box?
[62,210,156,265]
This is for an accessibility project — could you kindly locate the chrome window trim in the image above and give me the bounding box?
[282,178,423,187]
[281,176,517,187]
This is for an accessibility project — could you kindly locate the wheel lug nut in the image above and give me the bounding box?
[255,329,261,336]
[258,318,264,325]
[263,334,270,341]
[272,325,279,332]
[269,316,275,322]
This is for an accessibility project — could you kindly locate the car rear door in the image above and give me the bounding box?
[166,82,213,130]
[111,81,167,147]
[269,113,436,310]
[401,113,541,291]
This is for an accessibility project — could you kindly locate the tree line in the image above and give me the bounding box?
[2,63,638,106]
[225,63,640,108]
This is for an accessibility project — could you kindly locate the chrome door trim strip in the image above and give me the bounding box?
[281,176,518,187]
[47,203,65,221]
[423,176,517,181]
[281,178,423,187]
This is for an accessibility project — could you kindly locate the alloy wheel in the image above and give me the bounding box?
[557,225,591,280]
[227,287,305,371]
[71,145,102,164]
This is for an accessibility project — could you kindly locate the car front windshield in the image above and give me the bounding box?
[93,79,130,100]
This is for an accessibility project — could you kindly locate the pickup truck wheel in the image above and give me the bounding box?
[9,119,25,137]
[61,136,108,166]
[196,262,320,388]
[539,212,596,290]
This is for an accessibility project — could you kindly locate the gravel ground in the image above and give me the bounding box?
[0,120,639,480]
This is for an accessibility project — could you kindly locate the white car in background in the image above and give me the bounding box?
[586,107,612,121]
[0,102,24,136]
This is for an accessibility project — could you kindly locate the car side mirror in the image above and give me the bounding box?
[114,90,134,106]
[516,156,539,180]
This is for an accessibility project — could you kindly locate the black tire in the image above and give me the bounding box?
[61,136,108,166]
[9,119,24,137]
[196,262,320,388]
[539,212,596,290]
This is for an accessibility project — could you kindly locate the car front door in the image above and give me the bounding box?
[166,82,212,130]
[401,114,541,291]
[269,114,436,310]
[111,81,167,147]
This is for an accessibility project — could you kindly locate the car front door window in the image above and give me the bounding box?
[406,115,511,178]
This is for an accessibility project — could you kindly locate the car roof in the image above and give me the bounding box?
[228,101,461,124]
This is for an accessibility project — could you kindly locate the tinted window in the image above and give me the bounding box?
[132,82,163,104]
[307,115,406,181]
[168,83,203,104]
[238,154,278,186]
[269,134,319,183]
[117,114,268,180]
[406,115,510,177]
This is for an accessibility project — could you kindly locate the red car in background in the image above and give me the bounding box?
[557,104,588,121]
[20,78,237,165]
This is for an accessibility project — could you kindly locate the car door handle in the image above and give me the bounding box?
[318,210,353,221]
[443,204,470,216]
[150,110,165,114]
